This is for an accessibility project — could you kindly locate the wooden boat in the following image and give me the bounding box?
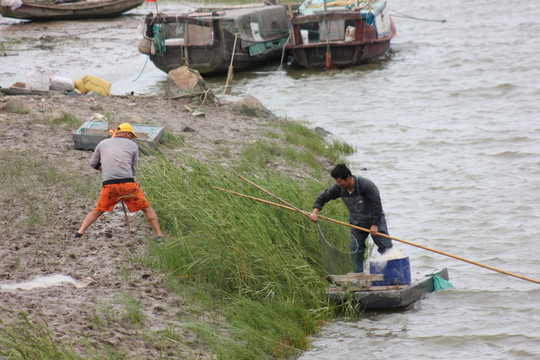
[326,268,450,310]
[137,4,291,75]
[285,0,396,69]
[0,0,144,21]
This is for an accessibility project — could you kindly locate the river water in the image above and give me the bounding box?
[1,0,540,358]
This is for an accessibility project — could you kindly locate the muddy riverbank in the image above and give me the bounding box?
[0,89,299,358]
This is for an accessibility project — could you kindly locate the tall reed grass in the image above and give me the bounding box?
[134,117,357,358]
[138,151,354,358]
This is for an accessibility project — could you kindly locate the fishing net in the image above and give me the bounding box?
[316,222,374,274]
[433,273,454,292]
[152,25,166,56]
[316,224,349,274]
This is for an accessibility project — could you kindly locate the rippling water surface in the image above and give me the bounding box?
[1,0,539,358]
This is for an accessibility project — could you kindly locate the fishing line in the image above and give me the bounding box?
[389,10,446,23]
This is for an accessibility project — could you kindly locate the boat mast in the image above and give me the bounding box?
[324,0,332,69]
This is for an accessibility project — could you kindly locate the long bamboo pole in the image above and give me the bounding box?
[287,0,296,45]
[239,175,305,213]
[213,185,540,285]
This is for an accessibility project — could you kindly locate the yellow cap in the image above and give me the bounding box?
[117,123,137,138]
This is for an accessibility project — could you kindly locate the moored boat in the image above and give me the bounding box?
[326,268,450,310]
[285,0,396,69]
[0,0,145,21]
[137,4,291,75]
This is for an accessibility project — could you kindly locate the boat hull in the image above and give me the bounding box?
[326,268,450,310]
[290,38,392,69]
[139,6,290,75]
[286,0,396,69]
[0,0,144,21]
[144,39,285,75]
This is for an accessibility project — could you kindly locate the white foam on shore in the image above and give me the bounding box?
[0,274,93,291]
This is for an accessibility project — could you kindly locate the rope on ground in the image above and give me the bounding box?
[132,56,149,82]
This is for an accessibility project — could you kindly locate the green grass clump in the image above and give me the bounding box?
[51,111,82,129]
[0,310,84,360]
[239,119,354,177]
[160,129,185,147]
[118,294,146,326]
[278,120,355,161]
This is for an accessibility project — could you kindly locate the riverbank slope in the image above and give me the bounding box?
[0,90,353,359]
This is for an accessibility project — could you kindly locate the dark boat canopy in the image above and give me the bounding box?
[217,5,290,47]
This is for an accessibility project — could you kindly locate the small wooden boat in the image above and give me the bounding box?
[326,268,450,310]
[138,4,291,75]
[0,0,144,21]
[285,0,396,69]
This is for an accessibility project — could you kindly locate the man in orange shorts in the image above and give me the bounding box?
[75,123,163,238]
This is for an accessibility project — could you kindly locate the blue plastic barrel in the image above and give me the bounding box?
[369,257,411,286]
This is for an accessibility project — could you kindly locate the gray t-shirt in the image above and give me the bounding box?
[90,137,138,182]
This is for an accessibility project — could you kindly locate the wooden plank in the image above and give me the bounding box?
[363,284,409,291]
[329,273,384,282]
[328,273,385,290]
[325,283,409,293]
[0,87,60,96]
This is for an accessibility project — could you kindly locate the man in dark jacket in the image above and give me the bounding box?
[309,164,392,273]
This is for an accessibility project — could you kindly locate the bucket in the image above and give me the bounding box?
[370,257,411,286]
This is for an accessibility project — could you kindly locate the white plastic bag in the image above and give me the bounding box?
[26,68,51,90]
[1,0,23,11]
[50,76,75,91]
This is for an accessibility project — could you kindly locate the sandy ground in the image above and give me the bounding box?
[0,90,281,358]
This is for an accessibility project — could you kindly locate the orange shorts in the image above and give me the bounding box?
[94,182,150,212]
